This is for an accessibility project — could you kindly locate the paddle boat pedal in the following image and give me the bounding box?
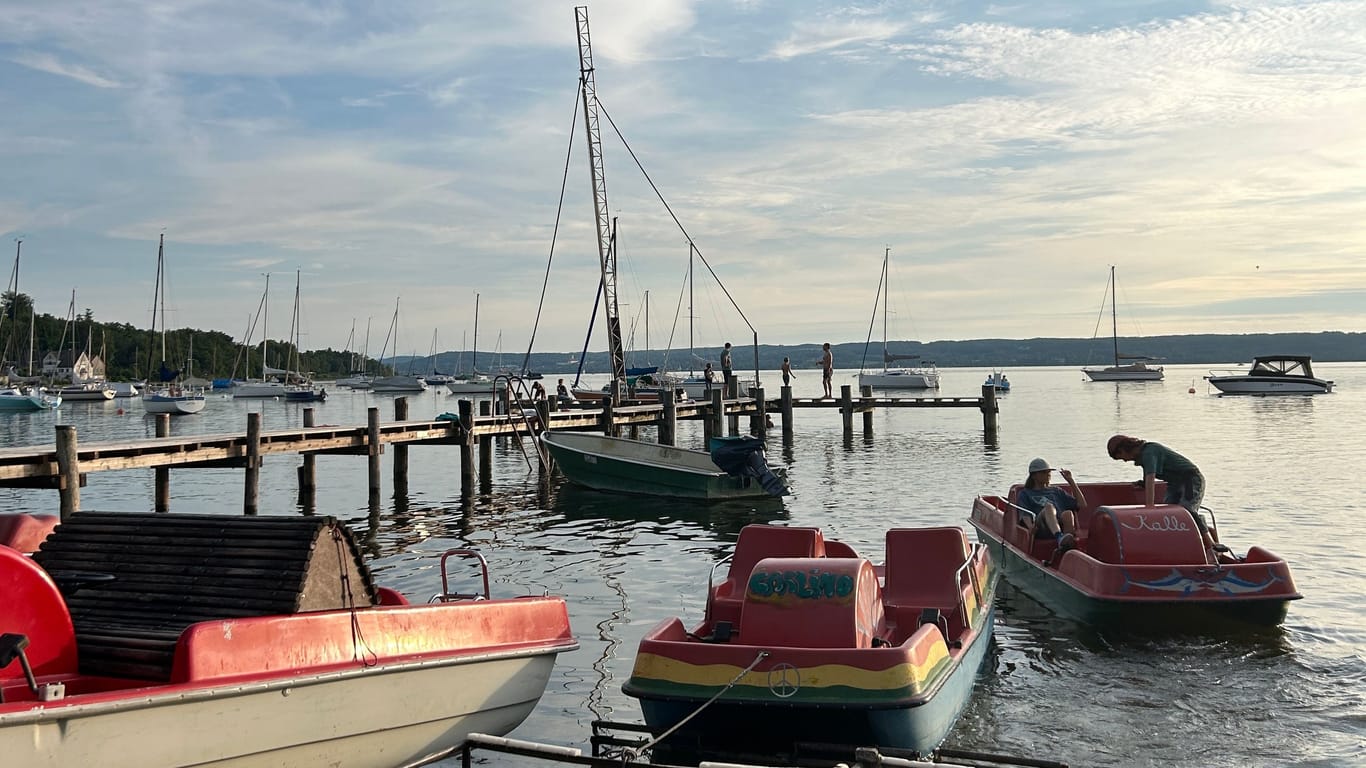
[623,523,997,757]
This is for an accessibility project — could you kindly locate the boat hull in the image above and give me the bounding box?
[0,653,558,768]
[858,370,940,389]
[1206,376,1332,395]
[142,393,208,414]
[1082,365,1163,381]
[0,390,61,411]
[969,487,1300,629]
[624,526,996,756]
[541,431,781,500]
[631,605,993,755]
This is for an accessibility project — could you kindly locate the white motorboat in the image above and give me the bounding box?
[1206,355,1334,395]
[371,375,428,393]
[56,382,116,401]
[0,386,61,412]
[232,380,287,398]
[143,389,208,414]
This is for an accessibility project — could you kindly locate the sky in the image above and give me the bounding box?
[2,0,1365,360]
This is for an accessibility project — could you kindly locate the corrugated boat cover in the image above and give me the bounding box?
[31,512,378,680]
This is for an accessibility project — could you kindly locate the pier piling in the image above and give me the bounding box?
[394,397,409,494]
[862,385,874,437]
[981,384,999,442]
[298,408,316,511]
[780,385,794,442]
[660,391,677,446]
[56,425,80,520]
[155,414,171,512]
[366,407,381,506]
[478,400,493,482]
[459,399,475,496]
[245,412,262,515]
[710,389,724,438]
[841,385,854,435]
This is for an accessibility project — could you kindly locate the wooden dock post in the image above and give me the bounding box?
[478,400,493,480]
[840,385,854,435]
[710,389,725,438]
[393,397,409,494]
[726,378,739,436]
[366,407,382,506]
[781,385,794,442]
[601,395,615,436]
[981,384,999,440]
[298,408,317,509]
[155,414,171,512]
[750,386,766,436]
[660,391,677,446]
[459,399,475,496]
[861,385,874,437]
[56,425,80,520]
[245,412,262,515]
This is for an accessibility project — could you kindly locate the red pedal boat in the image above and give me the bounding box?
[0,512,578,768]
[969,482,1300,628]
[623,524,996,757]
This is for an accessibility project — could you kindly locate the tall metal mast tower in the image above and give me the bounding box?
[575,5,626,402]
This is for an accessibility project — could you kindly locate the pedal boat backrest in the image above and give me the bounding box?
[708,525,826,629]
[737,556,883,649]
[0,544,77,683]
[883,527,978,638]
[0,514,60,555]
[1088,504,1210,565]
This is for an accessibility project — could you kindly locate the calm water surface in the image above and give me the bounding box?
[3,364,1363,767]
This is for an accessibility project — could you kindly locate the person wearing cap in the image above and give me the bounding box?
[1107,434,1219,553]
[1017,458,1085,558]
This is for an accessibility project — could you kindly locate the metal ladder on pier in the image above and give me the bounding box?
[496,375,550,469]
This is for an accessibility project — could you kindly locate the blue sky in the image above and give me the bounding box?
[2,0,1364,359]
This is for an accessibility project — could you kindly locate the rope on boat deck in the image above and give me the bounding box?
[628,650,770,762]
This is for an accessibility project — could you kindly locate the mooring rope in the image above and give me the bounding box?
[628,650,770,760]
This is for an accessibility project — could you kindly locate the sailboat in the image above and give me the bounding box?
[282,269,327,402]
[370,298,427,393]
[424,329,456,385]
[55,290,115,402]
[857,248,940,390]
[142,235,207,415]
[233,274,290,398]
[336,318,374,389]
[446,293,502,394]
[1081,266,1164,382]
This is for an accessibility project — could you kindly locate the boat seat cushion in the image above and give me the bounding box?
[30,512,378,682]
[738,557,883,649]
[1088,505,1209,566]
[712,525,826,626]
[0,513,59,554]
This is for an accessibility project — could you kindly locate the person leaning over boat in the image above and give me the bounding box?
[1107,434,1223,555]
[1017,458,1083,556]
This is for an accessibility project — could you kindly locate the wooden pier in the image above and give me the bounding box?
[0,384,997,518]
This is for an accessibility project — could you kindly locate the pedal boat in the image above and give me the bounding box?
[969,481,1301,628]
[0,512,578,768]
[623,524,996,757]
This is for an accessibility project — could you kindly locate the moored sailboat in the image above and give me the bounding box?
[1082,266,1164,382]
[141,235,207,415]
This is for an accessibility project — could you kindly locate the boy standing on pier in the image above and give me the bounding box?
[821,343,833,398]
[720,342,733,386]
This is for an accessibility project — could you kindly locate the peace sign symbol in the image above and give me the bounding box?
[768,662,801,698]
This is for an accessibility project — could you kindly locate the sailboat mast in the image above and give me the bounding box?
[882,248,890,373]
[472,292,480,374]
[688,244,695,376]
[261,274,271,380]
[157,235,167,365]
[576,5,626,401]
[1110,265,1119,367]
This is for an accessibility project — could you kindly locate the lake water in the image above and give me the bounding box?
[2,364,1363,767]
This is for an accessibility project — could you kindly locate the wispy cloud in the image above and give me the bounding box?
[10,51,121,88]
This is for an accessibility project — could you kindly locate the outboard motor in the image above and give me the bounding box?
[709,436,789,496]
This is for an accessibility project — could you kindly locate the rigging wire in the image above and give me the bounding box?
[520,87,581,377]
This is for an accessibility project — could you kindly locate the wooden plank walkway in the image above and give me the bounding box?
[1,384,998,516]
